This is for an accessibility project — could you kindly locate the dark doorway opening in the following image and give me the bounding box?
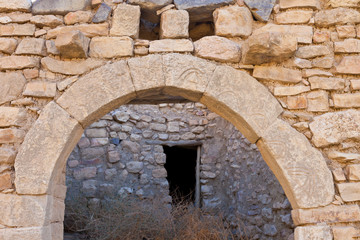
[163,145,198,205]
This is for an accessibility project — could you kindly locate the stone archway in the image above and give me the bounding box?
[9,54,334,239]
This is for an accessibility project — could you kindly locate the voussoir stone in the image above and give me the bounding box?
[315,8,360,27]
[110,4,140,38]
[92,3,111,23]
[89,36,133,58]
[64,11,92,25]
[0,148,16,164]
[253,66,302,83]
[126,161,144,173]
[257,119,334,209]
[46,23,109,39]
[55,30,90,58]
[194,36,241,63]
[309,110,360,147]
[0,56,39,70]
[242,32,297,65]
[41,57,104,75]
[149,39,194,53]
[0,0,32,12]
[244,0,276,22]
[15,38,46,56]
[0,72,26,105]
[32,0,91,15]
[57,61,136,127]
[0,107,26,127]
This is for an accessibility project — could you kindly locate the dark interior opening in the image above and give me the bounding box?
[163,145,197,205]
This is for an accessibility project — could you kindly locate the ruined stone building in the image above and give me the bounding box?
[0,0,359,239]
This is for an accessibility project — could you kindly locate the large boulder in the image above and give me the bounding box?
[32,0,91,15]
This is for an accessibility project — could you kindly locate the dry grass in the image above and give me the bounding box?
[65,196,251,240]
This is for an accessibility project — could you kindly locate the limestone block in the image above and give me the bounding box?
[194,36,241,63]
[128,54,165,97]
[333,93,360,108]
[0,56,39,70]
[253,66,302,83]
[15,102,83,194]
[333,226,358,240]
[315,8,360,27]
[336,56,360,74]
[0,72,26,104]
[201,65,283,143]
[126,161,144,173]
[0,0,31,12]
[30,15,63,28]
[332,168,346,182]
[32,0,91,15]
[313,30,330,43]
[64,11,92,25]
[128,0,172,23]
[41,57,104,75]
[335,38,360,53]
[92,3,111,23]
[275,10,313,24]
[257,119,334,209]
[0,129,25,144]
[23,81,56,98]
[0,38,17,54]
[0,226,52,240]
[336,25,356,38]
[351,79,360,90]
[15,38,46,56]
[162,53,216,102]
[160,10,189,39]
[0,24,35,36]
[0,172,11,190]
[242,32,297,65]
[287,95,307,109]
[329,151,360,162]
[213,5,252,37]
[110,4,140,38]
[89,37,133,58]
[279,0,320,9]
[294,225,332,240]
[57,61,136,127]
[295,45,331,59]
[328,0,360,7]
[307,90,329,112]
[55,30,90,58]
[0,148,15,164]
[338,182,360,202]
[46,23,109,39]
[243,0,276,22]
[309,110,360,147]
[0,107,26,127]
[292,205,360,225]
[345,164,360,180]
[309,77,345,90]
[312,56,333,69]
[0,12,32,23]
[174,0,233,22]
[45,40,59,55]
[303,69,332,78]
[149,39,193,53]
[274,86,310,96]
[253,23,313,44]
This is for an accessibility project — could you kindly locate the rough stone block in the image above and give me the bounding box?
[149,39,194,53]
[160,9,189,39]
[194,36,241,63]
[64,11,92,25]
[334,93,360,108]
[30,15,63,28]
[309,77,345,90]
[312,56,333,69]
[0,172,12,190]
[92,3,111,23]
[295,45,331,59]
[345,164,360,180]
[0,107,26,127]
[253,66,302,83]
[287,95,307,109]
[110,4,140,38]
[338,182,360,202]
[23,81,57,98]
[328,0,360,7]
[336,25,356,38]
[152,168,167,178]
[307,90,329,112]
[0,148,16,164]
[0,24,35,36]
[332,168,346,182]
[15,38,46,56]
[41,57,104,75]
[0,56,39,70]
[315,8,360,27]
[328,151,360,162]
[47,23,109,39]
[294,225,332,240]
[126,161,144,173]
[243,0,276,22]
[55,30,90,58]
[0,0,32,12]
[0,72,26,104]
[274,86,310,96]
[336,56,360,74]
[89,36,133,58]
[279,0,320,9]
[335,38,360,53]
[351,79,360,90]
[213,5,252,37]
[275,10,313,24]
[0,37,17,54]
[45,40,59,55]
[0,128,25,144]
[333,226,358,240]
[32,0,91,15]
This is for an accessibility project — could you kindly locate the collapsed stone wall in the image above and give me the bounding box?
[66,103,294,239]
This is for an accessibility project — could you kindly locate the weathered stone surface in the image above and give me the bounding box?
[287,95,307,110]
[0,56,39,70]
[257,119,334,208]
[275,10,313,24]
[149,39,193,53]
[92,3,111,23]
[328,0,360,7]
[0,12,32,23]
[333,226,358,240]
[313,30,330,43]
[213,5,252,37]
[0,38,17,54]
[294,225,332,240]
[338,182,360,202]
[279,0,320,9]
[194,36,241,63]
[0,72,26,104]
[0,148,15,164]
[128,0,172,23]
[74,167,96,180]
[174,0,233,22]
[307,90,329,112]
[315,8,360,27]
[303,69,332,78]
[89,37,133,58]
[0,172,12,190]
[292,205,360,225]
[274,86,310,96]
[160,9,189,39]
[57,61,136,127]
[329,151,360,162]
[351,79,360,90]
[0,107,26,127]
[15,38,46,56]
[336,56,360,74]
[242,32,297,65]
[333,168,346,182]
[253,66,302,83]
[295,45,330,59]
[346,164,360,180]
[32,0,91,15]
[309,110,360,147]
[293,58,312,69]
[335,38,360,53]
[0,24,35,36]
[243,0,276,22]
[110,4,140,38]
[337,25,356,38]
[333,93,360,108]
[312,56,333,69]
[0,226,53,240]
[47,23,109,39]
[126,161,144,173]
[15,102,83,194]
[55,30,90,58]
[309,77,345,90]
[64,11,92,25]
[45,40,59,55]
[30,15,63,28]
[152,168,167,178]
[41,57,104,75]
[0,129,25,144]
[23,81,57,98]
[0,0,31,12]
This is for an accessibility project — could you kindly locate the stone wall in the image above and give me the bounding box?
[0,0,359,239]
[65,103,294,239]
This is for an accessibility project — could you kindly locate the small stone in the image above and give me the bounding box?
[114,112,130,123]
[55,30,90,58]
[0,56,39,70]
[73,167,97,180]
[92,3,111,23]
[11,98,34,106]
[279,0,320,9]
[0,129,25,144]
[149,39,193,53]
[0,172,12,191]
[307,90,329,112]
[296,45,331,59]
[333,93,360,108]
[274,86,310,96]
[243,0,276,22]
[333,226,358,240]
[338,182,360,202]
[160,9,189,39]
[332,168,346,182]
[85,128,107,138]
[89,36,133,58]
[30,15,63,28]
[15,38,46,56]
[345,164,360,180]
[122,140,140,153]
[0,24,35,36]
[275,10,313,24]
[45,40,59,55]
[134,46,149,55]
[108,151,120,163]
[312,56,333,69]
[351,80,360,90]
[23,81,57,98]
[0,38,17,54]
[46,23,109,39]
[0,72,26,104]
[34,29,46,37]
[0,148,16,164]
[0,0,32,12]
[335,38,360,53]
[0,107,26,127]
[313,30,330,43]
[253,66,302,83]
[315,8,360,27]
[336,25,356,38]
[287,95,307,109]
[293,58,312,69]
[309,77,345,90]
[64,11,93,25]
[41,57,104,75]
[263,224,277,237]
[110,4,140,38]
[303,69,332,78]
[150,123,167,131]
[126,161,144,173]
